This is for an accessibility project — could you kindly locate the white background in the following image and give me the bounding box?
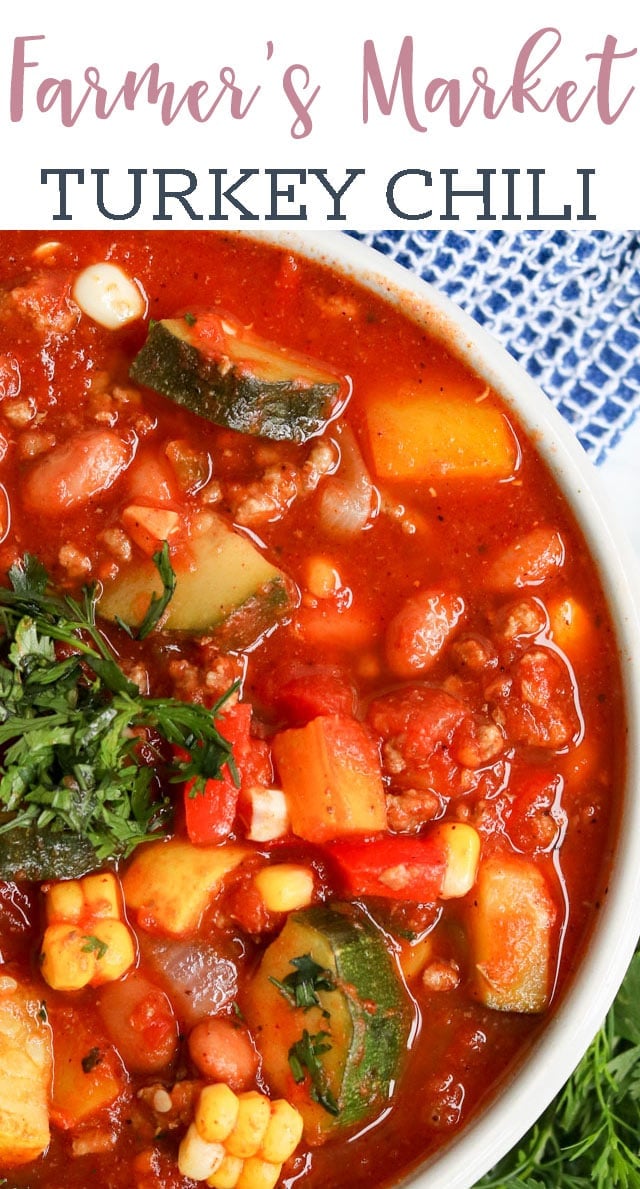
[1,0,639,228]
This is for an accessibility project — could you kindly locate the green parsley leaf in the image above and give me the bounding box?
[132,541,177,640]
[81,1046,103,1074]
[0,554,237,871]
[270,952,336,1013]
[81,934,109,960]
[288,1029,339,1117]
[184,312,197,326]
[475,952,640,1189]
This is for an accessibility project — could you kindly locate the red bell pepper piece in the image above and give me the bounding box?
[183,702,252,845]
[325,834,448,902]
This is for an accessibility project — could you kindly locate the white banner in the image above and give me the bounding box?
[2,0,638,228]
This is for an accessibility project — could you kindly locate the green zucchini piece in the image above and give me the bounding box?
[0,828,98,880]
[99,513,293,646]
[129,313,344,443]
[243,903,412,1141]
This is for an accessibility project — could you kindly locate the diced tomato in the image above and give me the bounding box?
[274,668,357,726]
[182,702,253,845]
[504,769,566,853]
[368,687,468,765]
[486,647,580,750]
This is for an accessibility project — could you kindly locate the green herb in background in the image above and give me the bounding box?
[475,951,640,1189]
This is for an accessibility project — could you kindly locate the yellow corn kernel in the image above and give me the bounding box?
[207,1154,244,1189]
[225,1092,272,1159]
[433,822,481,898]
[236,1156,282,1189]
[80,872,121,918]
[178,1122,225,1181]
[259,1100,303,1164]
[45,880,84,924]
[196,1083,240,1145]
[89,920,136,984]
[40,925,95,991]
[397,936,434,981]
[253,865,315,914]
[305,556,342,599]
[548,595,594,657]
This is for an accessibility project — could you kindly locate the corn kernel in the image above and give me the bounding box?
[397,936,433,981]
[259,1100,304,1164]
[73,262,145,329]
[178,1123,225,1181]
[548,595,594,657]
[225,1092,271,1159]
[41,872,135,990]
[40,925,95,991]
[435,822,481,899]
[207,1154,244,1188]
[80,873,120,918]
[196,1083,240,1145]
[89,920,136,984]
[305,556,342,599]
[236,1156,282,1189]
[46,880,84,924]
[253,865,314,914]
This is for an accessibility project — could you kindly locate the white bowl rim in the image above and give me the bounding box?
[237,229,640,1189]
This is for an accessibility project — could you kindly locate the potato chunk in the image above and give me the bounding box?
[122,839,248,935]
[0,979,52,1165]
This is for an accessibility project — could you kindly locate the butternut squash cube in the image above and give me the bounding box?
[466,855,557,1013]
[272,715,386,843]
[366,383,517,481]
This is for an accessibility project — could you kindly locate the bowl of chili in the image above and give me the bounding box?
[0,229,638,1189]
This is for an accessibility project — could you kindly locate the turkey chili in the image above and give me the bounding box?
[0,231,625,1188]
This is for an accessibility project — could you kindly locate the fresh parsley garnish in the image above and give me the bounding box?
[288,1029,339,1117]
[81,934,109,960]
[0,553,236,867]
[184,312,197,326]
[81,1046,103,1074]
[475,951,640,1188]
[116,541,176,641]
[270,953,336,1013]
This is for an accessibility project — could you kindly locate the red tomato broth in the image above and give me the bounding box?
[0,231,624,1188]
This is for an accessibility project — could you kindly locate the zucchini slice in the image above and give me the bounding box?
[243,904,412,1142]
[130,313,345,443]
[99,513,293,646]
[0,828,98,881]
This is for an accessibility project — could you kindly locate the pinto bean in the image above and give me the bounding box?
[22,429,130,514]
[385,590,465,678]
[187,1016,259,1090]
[485,527,565,592]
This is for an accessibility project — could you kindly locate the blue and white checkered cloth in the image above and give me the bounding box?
[352,231,640,464]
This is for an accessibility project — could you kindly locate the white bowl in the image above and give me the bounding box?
[249,230,640,1188]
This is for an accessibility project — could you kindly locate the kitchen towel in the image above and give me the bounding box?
[353,230,640,464]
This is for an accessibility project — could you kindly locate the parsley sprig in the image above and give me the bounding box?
[273,953,340,1117]
[475,951,640,1189]
[270,953,337,1014]
[288,1029,339,1117]
[0,552,236,868]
